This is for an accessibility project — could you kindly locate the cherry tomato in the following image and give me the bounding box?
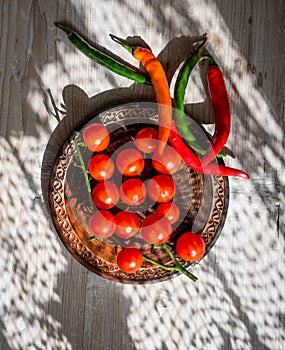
[89,210,116,238]
[117,247,143,273]
[120,178,147,206]
[88,154,115,181]
[147,175,176,203]
[141,213,172,244]
[91,181,119,209]
[116,148,144,176]
[115,211,140,239]
[152,145,182,174]
[83,123,110,152]
[156,202,180,224]
[176,232,206,261]
[135,127,158,153]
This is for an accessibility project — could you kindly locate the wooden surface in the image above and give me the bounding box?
[1,1,284,349]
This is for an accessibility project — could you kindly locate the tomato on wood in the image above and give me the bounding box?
[115,211,140,239]
[88,154,114,181]
[83,123,110,152]
[135,127,158,153]
[91,181,119,209]
[89,210,116,239]
[176,232,206,261]
[117,247,143,273]
[141,213,172,244]
[147,175,176,203]
[116,148,145,176]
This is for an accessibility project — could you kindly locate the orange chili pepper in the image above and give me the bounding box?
[110,35,171,155]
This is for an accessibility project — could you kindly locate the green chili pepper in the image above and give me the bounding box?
[174,34,208,143]
[174,35,227,158]
[55,23,151,85]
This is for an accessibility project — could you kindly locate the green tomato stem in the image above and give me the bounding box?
[142,255,177,271]
[142,244,198,282]
[161,243,179,266]
[74,138,92,202]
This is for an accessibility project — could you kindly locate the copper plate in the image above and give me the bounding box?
[48,102,229,284]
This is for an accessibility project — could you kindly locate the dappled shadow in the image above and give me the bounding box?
[0,1,134,349]
[105,1,284,350]
[1,0,285,349]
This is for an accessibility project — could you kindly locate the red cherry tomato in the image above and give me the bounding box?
[91,181,119,209]
[83,123,110,152]
[115,211,140,239]
[147,175,176,203]
[120,178,147,206]
[117,247,143,273]
[156,202,180,224]
[176,232,206,261]
[116,148,145,176]
[89,210,116,238]
[135,127,158,153]
[88,154,115,181]
[152,145,182,174]
[141,213,172,244]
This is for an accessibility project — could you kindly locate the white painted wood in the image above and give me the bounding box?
[1,1,284,349]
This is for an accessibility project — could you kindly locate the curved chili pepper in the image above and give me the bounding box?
[173,37,228,158]
[174,34,207,143]
[199,164,250,178]
[55,24,151,85]
[168,122,202,169]
[169,123,249,179]
[110,34,172,155]
[201,57,231,165]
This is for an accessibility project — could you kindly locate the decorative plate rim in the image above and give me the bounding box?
[48,102,229,284]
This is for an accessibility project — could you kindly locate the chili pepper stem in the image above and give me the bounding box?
[109,34,134,54]
[55,23,70,35]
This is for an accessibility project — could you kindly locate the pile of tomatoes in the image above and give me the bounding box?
[82,122,206,274]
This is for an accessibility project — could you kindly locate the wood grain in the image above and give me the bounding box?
[1,1,284,349]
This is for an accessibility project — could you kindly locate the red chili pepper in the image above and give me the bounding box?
[201,58,231,166]
[169,123,249,179]
[168,123,202,169]
[198,163,250,178]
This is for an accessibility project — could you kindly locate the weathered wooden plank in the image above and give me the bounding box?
[0,1,284,349]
